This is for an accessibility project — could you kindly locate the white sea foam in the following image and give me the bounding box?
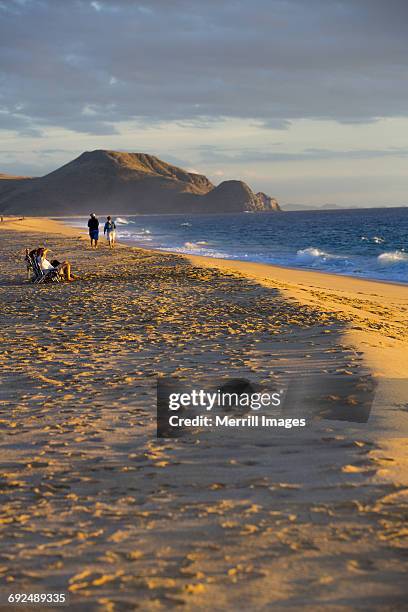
[160,244,227,259]
[181,222,191,227]
[296,247,338,260]
[361,235,384,244]
[115,217,129,225]
[377,250,408,264]
[180,240,208,247]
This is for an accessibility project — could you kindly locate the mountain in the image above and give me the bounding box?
[0,150,281,215]
[255,192,280,212]
[0,174,32,202]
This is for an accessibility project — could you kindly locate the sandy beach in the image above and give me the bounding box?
[0,217,407,611]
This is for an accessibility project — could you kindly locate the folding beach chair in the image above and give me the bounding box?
[25,249,61,284]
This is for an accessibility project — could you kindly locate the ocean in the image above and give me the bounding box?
[64,207,408,284]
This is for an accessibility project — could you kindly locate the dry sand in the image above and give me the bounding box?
[0,217,407,611]
[186,254,408,379]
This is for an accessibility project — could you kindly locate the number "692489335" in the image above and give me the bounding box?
[8,593,66,604]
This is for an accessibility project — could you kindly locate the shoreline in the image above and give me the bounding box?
[4,214,408,287]
[59,215,408,288]
[164,249,408,289]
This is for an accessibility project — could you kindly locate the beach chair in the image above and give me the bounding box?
[25,249,61,284]
[25,249,33,281]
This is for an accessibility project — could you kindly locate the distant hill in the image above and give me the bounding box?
[283,203,347,211]
[320,203,343,210]
[0,150,281,215]
[283,202,388,211]
[0,173,31,180]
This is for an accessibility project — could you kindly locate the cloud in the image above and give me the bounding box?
[0,109,43,136]
[0,0,408,135]
[195,145,408,164]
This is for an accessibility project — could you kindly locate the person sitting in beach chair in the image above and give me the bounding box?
[103,216,116,249]
[38,248,76,281]
[25,248,35,280]
[26,248,60,283]
[27,247,76,282]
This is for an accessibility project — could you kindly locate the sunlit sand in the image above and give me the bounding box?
[0,217,406,610]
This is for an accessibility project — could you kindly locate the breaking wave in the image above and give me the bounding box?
[377,250,408,264]
[296,247,339,261]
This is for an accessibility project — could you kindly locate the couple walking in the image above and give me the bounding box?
[88,213,116,249]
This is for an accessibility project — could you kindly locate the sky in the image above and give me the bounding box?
[1,0,408,206]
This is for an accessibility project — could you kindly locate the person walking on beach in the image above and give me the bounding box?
[104,216,116,249]
[88,213,99,249]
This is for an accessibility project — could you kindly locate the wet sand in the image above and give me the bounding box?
[0,217,407,611]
